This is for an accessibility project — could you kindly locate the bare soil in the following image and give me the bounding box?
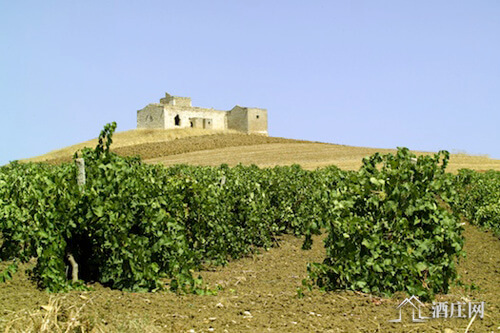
[1,223,499,332]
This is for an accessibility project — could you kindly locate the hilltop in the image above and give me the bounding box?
[23,128,500,173]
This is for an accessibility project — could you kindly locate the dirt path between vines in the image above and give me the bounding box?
[1,223,499,332]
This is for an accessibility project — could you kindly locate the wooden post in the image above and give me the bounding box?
[67,157,85,283]
[75,158,86,188]
[66,253,79,283]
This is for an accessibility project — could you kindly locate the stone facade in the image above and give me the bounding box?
[137,92,268,135]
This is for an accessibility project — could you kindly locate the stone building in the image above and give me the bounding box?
[137,92,268,135]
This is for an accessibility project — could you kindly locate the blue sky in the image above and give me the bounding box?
[1,1,499,165]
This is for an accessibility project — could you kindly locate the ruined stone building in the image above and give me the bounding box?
[137,92,268,135]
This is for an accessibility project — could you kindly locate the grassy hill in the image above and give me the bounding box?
[23,128,500,173]
[23,128,241,163]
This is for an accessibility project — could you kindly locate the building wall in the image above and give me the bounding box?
[246,108,268,135]
[190,117,205,128]
[227,106,268,134]
[160,94,192,107]
[227,106,248,133]
[164,106,226,130]
[137,93,268,135]
[170,97,192,107]
[137,104,165,129]
[203,118,213,129]
[159,93,174,105]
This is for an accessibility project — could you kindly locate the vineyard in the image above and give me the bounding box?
[1,123,500,332]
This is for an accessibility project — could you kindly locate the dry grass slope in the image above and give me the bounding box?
[23,128,239,163]
[22,128,500,173]
[147,143,500,173]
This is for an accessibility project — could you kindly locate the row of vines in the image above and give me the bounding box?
[452,169,500,238]
[0,123,493,300]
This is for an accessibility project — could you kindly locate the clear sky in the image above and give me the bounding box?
[1,1,499,165]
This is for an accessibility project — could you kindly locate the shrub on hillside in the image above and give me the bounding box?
[306,148,465,300]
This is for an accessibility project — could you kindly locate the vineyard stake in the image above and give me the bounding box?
[66,253,79,283]
[76,158,86,189]
[66,157,86,283]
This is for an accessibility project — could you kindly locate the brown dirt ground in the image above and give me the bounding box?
[1,223,499,332]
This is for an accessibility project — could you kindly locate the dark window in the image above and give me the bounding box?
[256,115,260,119]
[190,121,193,127]
[174,115,181,126]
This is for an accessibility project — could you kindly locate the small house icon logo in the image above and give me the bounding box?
[389,295,431,323]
